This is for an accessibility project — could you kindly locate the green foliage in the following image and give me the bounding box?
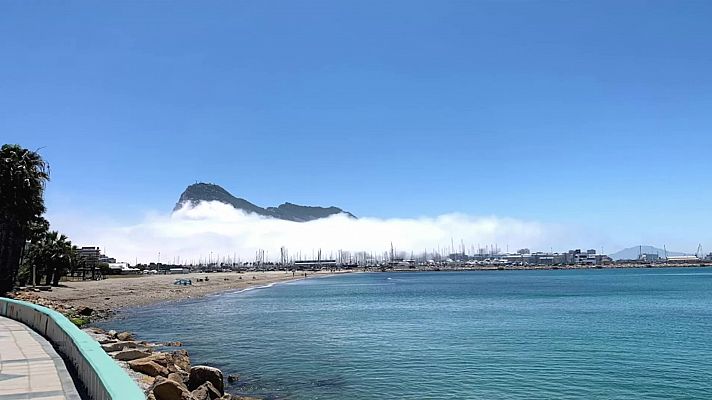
[0,144,50,229]
[69,316,89,327]
[16,261,31,287]
[0,144,50,294]
[97,262,111,275]
[23,230,78,286]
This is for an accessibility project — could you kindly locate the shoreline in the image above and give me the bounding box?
[11,270,344,321]
[9,265,711,399]
[10,263,708,321]
[9,270,347,400]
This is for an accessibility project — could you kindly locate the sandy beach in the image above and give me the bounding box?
[6,270,346,399]
[11,270,341,316]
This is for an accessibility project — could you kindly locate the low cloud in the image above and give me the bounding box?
[51,201,572,264]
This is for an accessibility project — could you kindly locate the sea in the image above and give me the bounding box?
[104,268,712,399]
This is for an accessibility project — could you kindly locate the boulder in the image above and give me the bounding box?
[142,350,190,373]
[191,381,222,400]
[107,329,117,337]
[143,352,170,364]
[168,371,189,387]
[151,376,192,400]
[101,341,140,352]
[227,375,239,383]
[128,359,169,377]
[188,366,224,394]
[142,352,180,373]
[116,331,135,341]
[172,350,191,372]
[114,349,152,361]
[77,306,94,316]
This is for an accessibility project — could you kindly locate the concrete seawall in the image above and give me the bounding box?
[0,297,144,400]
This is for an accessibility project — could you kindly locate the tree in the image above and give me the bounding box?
[23,230,77,286]
[0,144,49,294]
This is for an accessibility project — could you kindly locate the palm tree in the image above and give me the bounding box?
[46,231,77,286]
[23,230,77,286]
[0,144,49,294]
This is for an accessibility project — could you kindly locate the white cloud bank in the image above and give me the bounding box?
[52,201,575,264]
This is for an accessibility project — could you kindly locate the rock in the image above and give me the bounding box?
[77,306,94,316]
[142,353,178,372]
[128,359,169,377]
[116,331,135,341]
[114,349,152,361]
[168,371,189,386]
[172,350,191,372]
[151,376,192,400]
[227,375,239,383]
[142,350,190,373]
[107,329,117,337]
[191,381,222,400]
[188,365,224,394]
[101,341,140,353]
[144,352,173,368]
[143,375,157,387]
[98,338,117,345]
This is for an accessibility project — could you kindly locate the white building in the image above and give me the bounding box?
[108,262,141,275]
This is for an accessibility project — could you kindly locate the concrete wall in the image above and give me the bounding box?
[0,297,145,400]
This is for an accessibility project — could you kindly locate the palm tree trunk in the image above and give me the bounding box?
[0,222,24,295]
[0,223,8,294]
[52,265,62,287]
[44,263,53,286]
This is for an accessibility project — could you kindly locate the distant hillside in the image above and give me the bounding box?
[609,246,688,260]
[174,183,356,222]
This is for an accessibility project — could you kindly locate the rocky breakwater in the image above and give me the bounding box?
[87,328,253,400]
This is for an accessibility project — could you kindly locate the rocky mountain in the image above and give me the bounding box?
[609,245,688,261]
[173,183,356,222]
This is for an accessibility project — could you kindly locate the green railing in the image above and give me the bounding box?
[0,297,145,400]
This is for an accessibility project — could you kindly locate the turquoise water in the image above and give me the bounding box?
[106,269,712,399]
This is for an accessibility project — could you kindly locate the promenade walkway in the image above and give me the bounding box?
[0,316,81,400]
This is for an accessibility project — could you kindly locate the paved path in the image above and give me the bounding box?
[0,316,81,400]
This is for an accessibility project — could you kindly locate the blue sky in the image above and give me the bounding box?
[2,1,712,252]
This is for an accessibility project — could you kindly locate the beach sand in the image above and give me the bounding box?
[13,270,338,314]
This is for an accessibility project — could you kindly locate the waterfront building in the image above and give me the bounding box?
[640,253,660,262]
[77,246,101,262]
[666,255,702,263]
[77,246,116,264]
[564,249,610,265]
[107,262,141,275]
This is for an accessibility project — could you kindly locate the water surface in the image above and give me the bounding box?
[105,268,712,399]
